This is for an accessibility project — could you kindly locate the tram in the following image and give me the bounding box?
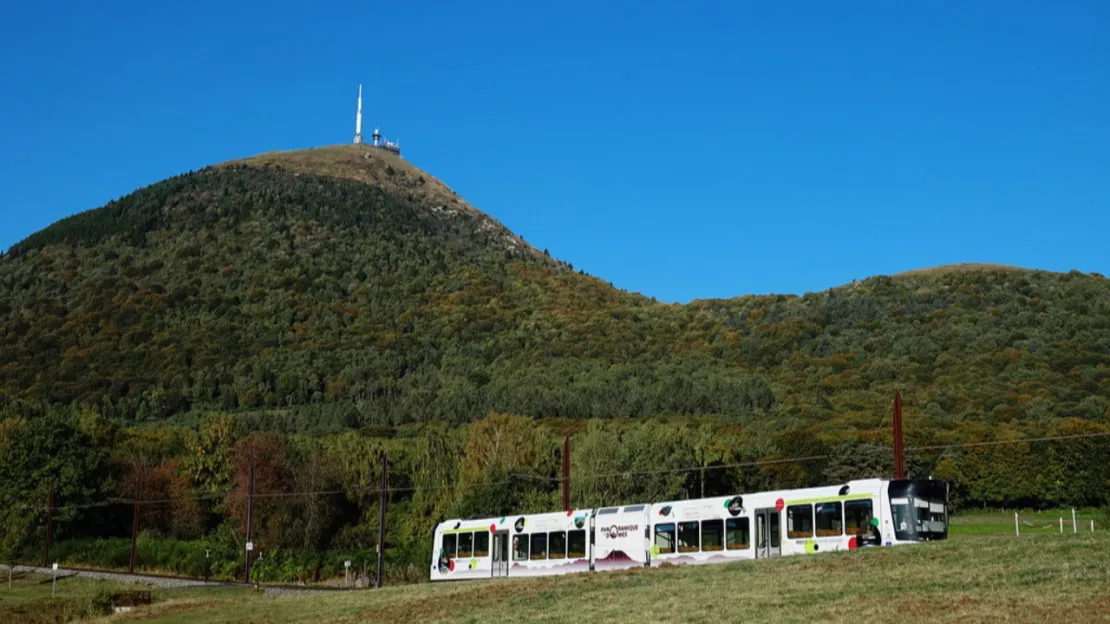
[431,478,947,581]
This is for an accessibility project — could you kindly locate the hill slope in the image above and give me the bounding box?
[1,145,1108,435]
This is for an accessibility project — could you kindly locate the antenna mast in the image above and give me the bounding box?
[354,84,363,144]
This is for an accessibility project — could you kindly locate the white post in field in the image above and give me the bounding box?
[1059,518,1063,533]
[1014,512,1019,537]
[1071,509,1076,534]
[1091,520,1095,532]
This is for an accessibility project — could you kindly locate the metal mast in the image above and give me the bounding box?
[893,390,905,479]
[354,84,363,144]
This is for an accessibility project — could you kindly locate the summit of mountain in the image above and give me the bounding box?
[222,144,542,261]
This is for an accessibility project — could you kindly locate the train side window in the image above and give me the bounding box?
[473,531,489,557]
[530,533,548,560]
[457,532,473,558]
[654,523,676,555]
[844,499,873,535]
[702,519,724,551]
[815,502,843,536]
[726,517,750,550]
[442,533,457,558]
[549,532,567,559]
[678,521,700,552]
[512,534,529,561]
[568,530,587,558]
[787,505,813,539]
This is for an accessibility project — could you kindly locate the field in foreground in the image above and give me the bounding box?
[71,531,1108,624]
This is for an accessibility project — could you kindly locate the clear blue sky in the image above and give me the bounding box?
[2,1,1107,303]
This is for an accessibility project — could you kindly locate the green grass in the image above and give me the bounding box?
[949,509,1102,536]
[0,570,129,623]
[0,571,259,624]
[83,531,1110,624]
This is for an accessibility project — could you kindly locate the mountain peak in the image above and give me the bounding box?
[222,144,541,261]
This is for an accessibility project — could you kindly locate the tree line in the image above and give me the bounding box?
[1,410,1106,583]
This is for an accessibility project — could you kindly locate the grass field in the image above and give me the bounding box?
[5,513,1106,623]
[0,570,132,623]
[95,532,1108,623]
[948,508,1102,536]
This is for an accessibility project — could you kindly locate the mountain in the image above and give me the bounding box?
[1,145,1108,435]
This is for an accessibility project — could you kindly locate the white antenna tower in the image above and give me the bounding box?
[353,84,363,144]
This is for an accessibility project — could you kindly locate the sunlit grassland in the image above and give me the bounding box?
[949,508,1103,536]
[86,531,1110,624]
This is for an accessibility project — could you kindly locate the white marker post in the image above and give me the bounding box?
[1072,509,1077,534]
[344,560,351,588]
[1014,512,1019,537]
[1059,518,1063,533]
[52,562,58,599]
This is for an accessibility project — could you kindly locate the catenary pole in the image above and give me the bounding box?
[563,435,571,512]
[43,484,55,567]
[129,496,140,573]
[244,464,255,583]
[376,452,388,589]
[893,391,905,479]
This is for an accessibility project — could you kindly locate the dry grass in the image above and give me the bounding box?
[891,263,1033,277]
[221,144,541,260]
[89,532,1110,624]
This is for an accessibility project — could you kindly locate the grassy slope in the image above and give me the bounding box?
[87,530,1110,624]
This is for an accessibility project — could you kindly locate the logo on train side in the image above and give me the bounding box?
[514,517,526,533]
[573,514,587,529]
[601,524,639,539]
[725,496,744,516]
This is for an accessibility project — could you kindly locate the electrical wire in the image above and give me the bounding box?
[8,430,1109,514]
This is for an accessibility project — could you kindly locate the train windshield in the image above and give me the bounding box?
[888,480,948,541]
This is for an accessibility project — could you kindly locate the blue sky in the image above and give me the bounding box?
[1,1,1107,303]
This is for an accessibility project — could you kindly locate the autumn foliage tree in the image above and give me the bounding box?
[227,432,289,550]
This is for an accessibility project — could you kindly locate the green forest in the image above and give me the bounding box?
[1,145,1108,582]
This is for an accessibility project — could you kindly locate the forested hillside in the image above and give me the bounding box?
[1,144,1108,581]
[2,147,1107,432]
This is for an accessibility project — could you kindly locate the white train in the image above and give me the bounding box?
[431,478,948,581]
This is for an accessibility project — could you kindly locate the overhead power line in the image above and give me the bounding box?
[8,430,1109,514]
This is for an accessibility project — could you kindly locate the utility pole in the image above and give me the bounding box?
[43,484,55,567]
[562,435,571,511]
[893,390,905,480]
[375,452,387,589]
[244,464,255,584]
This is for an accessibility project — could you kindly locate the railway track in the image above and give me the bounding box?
[0,563,355,595]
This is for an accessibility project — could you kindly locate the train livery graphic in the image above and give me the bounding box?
[431,478,947,581]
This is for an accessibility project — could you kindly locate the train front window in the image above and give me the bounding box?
[888,480,948,541]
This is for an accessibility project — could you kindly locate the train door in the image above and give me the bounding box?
[492,530,509,577]
[755,508,781,558]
